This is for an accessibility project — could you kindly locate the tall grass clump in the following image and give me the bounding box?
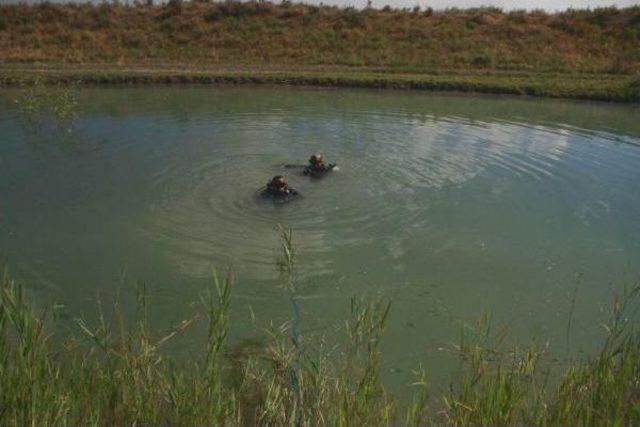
[0,269,68,425]
[549,286,640,425]
[441,315,547,425]
[1,231,640,425]
[439,287,640,425]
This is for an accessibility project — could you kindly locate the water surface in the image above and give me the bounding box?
[1,86,640,390]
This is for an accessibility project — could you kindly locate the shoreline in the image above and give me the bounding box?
[1,65,638,103]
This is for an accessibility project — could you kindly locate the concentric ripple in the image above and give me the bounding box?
[142,98,640,282]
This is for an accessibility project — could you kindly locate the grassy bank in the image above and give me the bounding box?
[2,64,639,102]
[2,2,640,73]
[1,232,640,425]
[1,2,640,101]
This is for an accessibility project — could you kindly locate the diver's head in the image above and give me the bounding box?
[271,175,286,188]
[309,154,323,165]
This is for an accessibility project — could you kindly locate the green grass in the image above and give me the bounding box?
[1,230,640,425]
[1,65,639,102]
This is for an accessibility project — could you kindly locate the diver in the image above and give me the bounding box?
[303,154,336,177]
[260,175,299,199]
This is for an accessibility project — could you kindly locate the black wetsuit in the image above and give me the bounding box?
[303,163,336,176]
[262,183,298,198]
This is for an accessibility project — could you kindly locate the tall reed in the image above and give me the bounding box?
[1,234,639,425]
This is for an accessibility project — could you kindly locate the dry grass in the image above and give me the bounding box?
[1,2,639,74]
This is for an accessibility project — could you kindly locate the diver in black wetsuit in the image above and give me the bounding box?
[303,154,336,177]
[261,175,299,199]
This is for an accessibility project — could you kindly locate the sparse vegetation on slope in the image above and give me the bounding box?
[0,3,639,101]
[1,2,639,74]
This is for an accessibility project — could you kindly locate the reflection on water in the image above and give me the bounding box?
[1,86,640,390]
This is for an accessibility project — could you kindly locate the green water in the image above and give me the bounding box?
[1,86,640,390]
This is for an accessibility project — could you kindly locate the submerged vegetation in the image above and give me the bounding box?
[0,2,639,101]
[13,76,80,125]
[1,230,639,425]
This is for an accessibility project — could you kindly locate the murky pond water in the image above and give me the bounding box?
[1,86,640,390]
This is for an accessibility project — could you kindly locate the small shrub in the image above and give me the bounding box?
[343,7,365,27]
[472,52,493,67]
[587,7,617,27]
[205,1,273,22]
[550,16,583,35]
[507,10,527,23]
[90,3,112,29]
[166,0,182,15]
